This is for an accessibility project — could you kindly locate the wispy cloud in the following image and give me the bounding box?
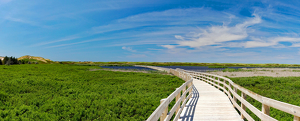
[32,36,81,47]
[245,37,300,48]
[4,16,50,28]
[47,38,105,48]
[122,46,136,52]
[161,45,176,49]
[92,8,229,34]
[31,7,232,49]
[172,14,261,48]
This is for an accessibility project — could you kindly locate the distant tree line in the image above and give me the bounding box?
[0,56,38,65]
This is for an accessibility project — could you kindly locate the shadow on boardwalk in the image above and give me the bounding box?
[179,86,199,121]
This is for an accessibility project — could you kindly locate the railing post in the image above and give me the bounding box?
[218,77,223,91]
[233,87,237,102]
[294,116,300,121]
[188,82,192,94]
[223,79,226,91]
[262,104,270,116]
[241,92,247,119]
[216,77,220,89]
[175,88,181,115]
[160,99,168,121]
[189,81,193,99]
[227,83,231,98]
[183,86,186,102]
[261,104,270,121]
[209,76,213,86]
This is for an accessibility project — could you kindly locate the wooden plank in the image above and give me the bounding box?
[146,79,193,121]
[190,72,276,121]
[233,87,237,103]
[146,67,300,121]
[241,92,247,119]
[165,86,193,121]
[227,86,277,121]
[262,104,270,116]
[160,99,168,121]
[228,92,255,121]
[175,89,181,115]
[187,71,300,118]
[179,79,243,121]
[294,116,300,121]
[174,92,193,121]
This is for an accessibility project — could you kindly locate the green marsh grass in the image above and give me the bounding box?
[0,64,184,120]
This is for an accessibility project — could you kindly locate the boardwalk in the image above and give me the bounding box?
[179,79,243,121]
[144,65,300,121]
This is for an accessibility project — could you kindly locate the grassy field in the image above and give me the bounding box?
[0,64,184,120]
[230,76,300,120]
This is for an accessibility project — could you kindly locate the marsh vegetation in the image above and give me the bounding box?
[0,64,184,120]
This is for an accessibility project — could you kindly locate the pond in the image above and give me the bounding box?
[100,66,157,71]
[156,66,256,72]
[100,66,257,72]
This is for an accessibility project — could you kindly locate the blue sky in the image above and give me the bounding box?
[2,0,300,63]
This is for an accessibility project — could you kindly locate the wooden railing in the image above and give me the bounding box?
[184,70,300,121]
[146,68,193,121]
[144,65,300,121]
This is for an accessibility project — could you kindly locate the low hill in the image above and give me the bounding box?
[18,55,52,63]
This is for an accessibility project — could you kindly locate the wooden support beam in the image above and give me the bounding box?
[241,92,247,119]
[183,86,186,102]
[160,99,168,121]
[188,82,192,94]
[175,88,181,115]
[216,77,220,89]
[233,87,237,103]
[223,79,226,91]
[294,116,300,121]
[262,104,270,116]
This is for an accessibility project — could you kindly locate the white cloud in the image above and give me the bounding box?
[161,45,176,49]
[175,14,261,48]
[175,35,184,40]
[122,46,136,52]
[92,8,229,34]
[245,37,300,48]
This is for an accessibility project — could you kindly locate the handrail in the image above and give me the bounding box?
[184,70,300,121]
[144,65,300,121]
[146,68,193,121]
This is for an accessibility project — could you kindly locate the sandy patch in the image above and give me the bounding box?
[208,68,300,77]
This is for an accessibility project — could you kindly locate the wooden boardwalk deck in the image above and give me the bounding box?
[179,79,243,121]
[145,66,300,121]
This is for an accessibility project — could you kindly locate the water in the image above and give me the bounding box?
[100,66,156,71]
[157,66,225,72]
[100,65,300,72]
[100,66,246,72]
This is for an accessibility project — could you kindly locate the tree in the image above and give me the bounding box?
[0,59,2,65]
[11,56,18,64]
[3,56,8,65]
[5,58,12,65]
